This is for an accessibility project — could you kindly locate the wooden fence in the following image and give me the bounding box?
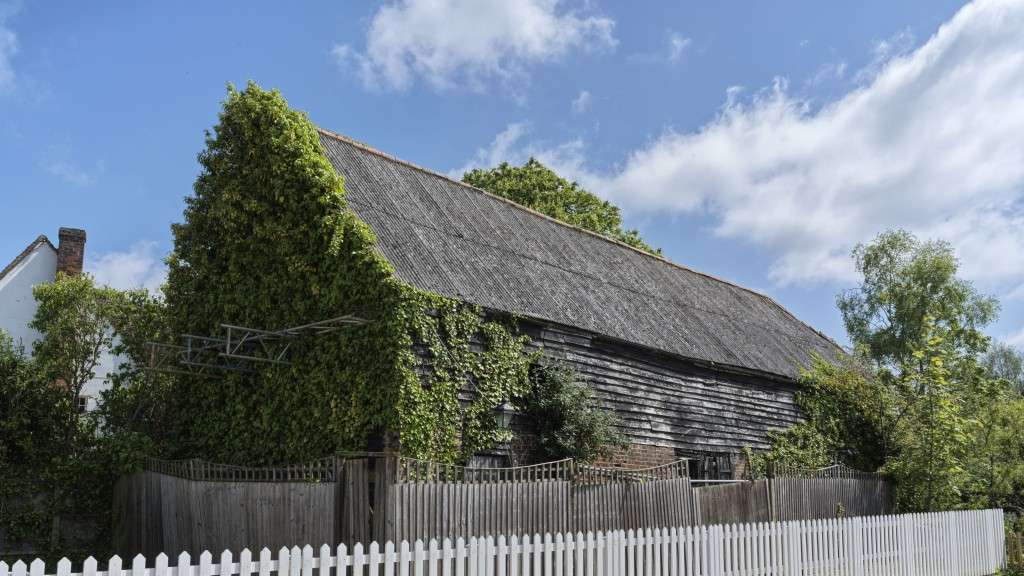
[22,509,1006,576]
[766,464,892,521]
[113,457,892,558]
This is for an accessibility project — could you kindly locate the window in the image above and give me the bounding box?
[679,450,734,480]
[76,395,91,413]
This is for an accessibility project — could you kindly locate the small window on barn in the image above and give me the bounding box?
[76,395,91,414]
[681,450,734,480]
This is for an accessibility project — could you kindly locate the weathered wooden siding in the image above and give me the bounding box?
[521,321,803,456]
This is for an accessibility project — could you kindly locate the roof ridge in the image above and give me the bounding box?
[316,127,844,355]
[0,235,56,283]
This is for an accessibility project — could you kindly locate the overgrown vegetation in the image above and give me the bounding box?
[751,230,1024,514]
[462,159,660,256]
[519,360,627,463]
[163,82,565,465]
[0,274,167,561]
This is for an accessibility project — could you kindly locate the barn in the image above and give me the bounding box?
[315,128,841,476]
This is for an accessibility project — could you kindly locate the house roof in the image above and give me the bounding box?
[318,128,842,380]
[0,235,55,283]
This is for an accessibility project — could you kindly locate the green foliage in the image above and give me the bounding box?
[756,230,1024,513]
[748,355,887,477]
[401,299,534,462]
[837,229,998,374]
[1,273,164,561]
[165,82,534,465]
[984,342,1024,395]
[961,356,1024,510]
[30,273,118,441]
[0,331,68,552]
[518,360,627,463]
[97,287,174,455]
[462,159,660,255]
[884,319,971,512]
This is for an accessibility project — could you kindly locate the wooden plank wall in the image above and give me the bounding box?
[522,322,803,455]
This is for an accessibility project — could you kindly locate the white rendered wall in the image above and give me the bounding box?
[0,243,57,351]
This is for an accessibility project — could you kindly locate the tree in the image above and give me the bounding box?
[837,230,998,375]
[96,287,174,455]
[962,373,1024,510]
[0,275,171,561]
[884,319,971,512]
[983,342,1024,395]
[462,159,660,255]
[754,229,1024,513]
[518,360,626,463]
[0,331,68,558]
[30,273,118,447]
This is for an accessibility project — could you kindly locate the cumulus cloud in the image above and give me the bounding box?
[86,241,167,294]
[451,122,587,181]
[333,0,615,91]
[485,0,1024,291]
[0,2,20,90]
[1006,326,1024,349]
[571,90,591,114]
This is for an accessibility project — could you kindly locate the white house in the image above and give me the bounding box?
[0,227,110,411]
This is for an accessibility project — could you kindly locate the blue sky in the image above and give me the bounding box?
[2,0,1023,348]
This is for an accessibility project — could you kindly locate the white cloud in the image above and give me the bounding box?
[1006,326,1024,349]
[510,0,1024,289]
[667,32,691,62]
[806,61,847,87]
[451,122,588,181]
[334,0,615,92]
[42,159,102,187]
[86,241,167,294]
[0,2,20,90]
[571,90,591,114]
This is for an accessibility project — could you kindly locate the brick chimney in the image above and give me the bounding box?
[56,227,87,276]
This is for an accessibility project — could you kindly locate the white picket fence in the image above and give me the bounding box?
[4,509,1004,576]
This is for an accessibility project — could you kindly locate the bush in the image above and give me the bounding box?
[518,360,626,463]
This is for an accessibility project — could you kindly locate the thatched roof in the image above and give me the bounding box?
[318,129,841,380]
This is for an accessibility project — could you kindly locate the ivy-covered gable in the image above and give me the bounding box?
[165,83,532,465]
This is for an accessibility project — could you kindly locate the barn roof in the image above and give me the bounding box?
[318,128,842,380]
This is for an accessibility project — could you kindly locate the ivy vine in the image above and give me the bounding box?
[165,82,534,465]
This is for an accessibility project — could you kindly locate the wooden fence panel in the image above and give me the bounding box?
[770,477,891,521]
[113,471,337,558]
[693,481,770,526]
[113,456,893,557]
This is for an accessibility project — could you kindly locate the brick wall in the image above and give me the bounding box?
[57,227,87,276]
[591,443,679,469]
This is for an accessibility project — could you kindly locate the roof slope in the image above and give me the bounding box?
[318,129,841,380]
[0,235,55,283]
